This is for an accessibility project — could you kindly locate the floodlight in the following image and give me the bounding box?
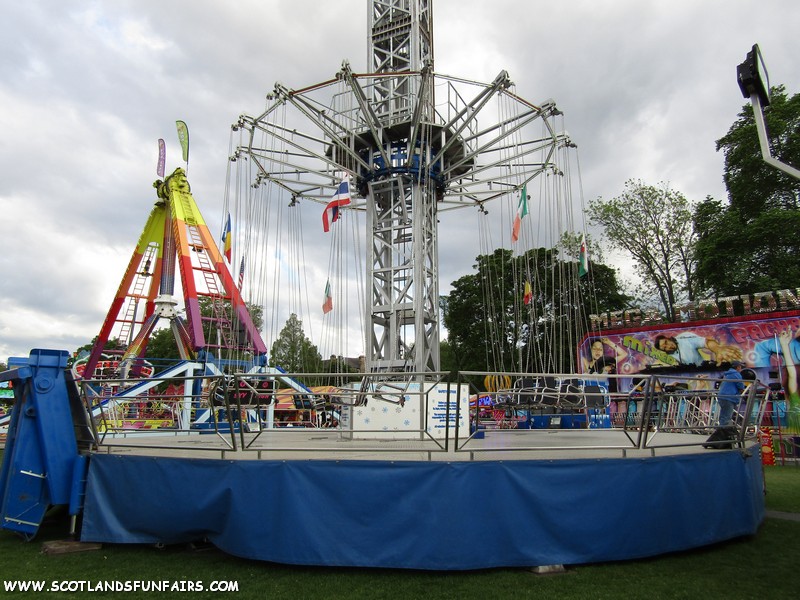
[737,43,770,106]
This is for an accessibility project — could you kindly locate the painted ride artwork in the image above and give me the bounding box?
[578,295,800,438]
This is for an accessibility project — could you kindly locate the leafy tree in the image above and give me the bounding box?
[439,339,456,373]
[141,327,180,364]
[444,249,510,374]
[588,180,697,322]
[269,313,322,375]
[198,296,264,330]
[443,247,630,375]
[695,85,800,296]
[718,85,800,217]
[69,337,125,367]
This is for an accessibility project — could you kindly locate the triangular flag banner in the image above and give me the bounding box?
[579,234,589,277]
[511,184,528,243]
[323,179,352,232]
[176,120,189,163]
[222,214,232,262]
[523,281,533,305]
[157,138,166,178]
[322,280,333,314]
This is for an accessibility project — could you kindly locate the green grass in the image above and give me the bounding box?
[764,464,800,512]
[1,463,799,599]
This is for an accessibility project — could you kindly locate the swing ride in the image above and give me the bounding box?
[0,0,767,571]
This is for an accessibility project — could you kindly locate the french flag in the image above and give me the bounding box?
[322,179,351,232]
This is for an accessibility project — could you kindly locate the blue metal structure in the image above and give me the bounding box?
[0,349,90,539]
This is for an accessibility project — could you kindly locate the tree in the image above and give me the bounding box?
[695,86,800,296]
[444,249,512,374]
[140,327,180,364]
[269,313,322,375]
[70,337,125,367]
[438,339,456,374]
[588,180,697,322]
[443,246,630,375]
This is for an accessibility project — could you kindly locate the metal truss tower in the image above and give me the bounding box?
[231,0,569,375]
[364,0,440,372]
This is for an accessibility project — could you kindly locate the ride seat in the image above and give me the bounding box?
[536,376,560,408]
[583,385,605,409]
[558,382,583,409]
[513,377,539,405]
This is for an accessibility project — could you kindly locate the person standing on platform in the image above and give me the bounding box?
[717,361,745,428]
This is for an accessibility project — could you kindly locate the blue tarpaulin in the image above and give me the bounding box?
[81,448,764,570]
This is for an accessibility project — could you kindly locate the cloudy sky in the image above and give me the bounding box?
[1,0,798,363]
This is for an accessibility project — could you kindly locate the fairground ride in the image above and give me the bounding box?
[0,4,772,567]
[225,0,590,381]
[81,168,268,381]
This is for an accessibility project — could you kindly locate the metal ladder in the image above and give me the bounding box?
[117,242,159,345]
[184,223,236,352]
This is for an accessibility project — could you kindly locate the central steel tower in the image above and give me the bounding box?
[363,0,440,372]
[231,0,567,375]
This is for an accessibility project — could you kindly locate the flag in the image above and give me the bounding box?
[578,234,589,277]
[222,214,232,262]
[176,120,189,163]
[322,179,351,232]
[523,280,533,305]
[157,138,166,178]
[237,255,246,289]
[322,280,333,314]
[511,184,528,243]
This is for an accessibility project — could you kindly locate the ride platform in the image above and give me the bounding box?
[79,428,765,571]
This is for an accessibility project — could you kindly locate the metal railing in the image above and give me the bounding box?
[74,368,774,460]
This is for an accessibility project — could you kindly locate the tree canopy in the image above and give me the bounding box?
[588,180,697,322]
[694,86,800,296]
[443,246,630,374]
[269,313,322,375]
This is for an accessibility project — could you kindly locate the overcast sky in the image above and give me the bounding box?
[1,0,798,363]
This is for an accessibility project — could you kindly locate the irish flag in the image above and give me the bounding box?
[578,234,589,277]
[322,280,333,314]
[511,185,528,243]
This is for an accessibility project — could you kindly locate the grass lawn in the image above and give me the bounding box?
[0,458,798,599]
[763,463,800,512]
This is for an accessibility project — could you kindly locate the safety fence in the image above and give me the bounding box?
[71,368,785,459]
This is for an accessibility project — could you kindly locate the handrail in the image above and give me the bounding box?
[75,369,772,460]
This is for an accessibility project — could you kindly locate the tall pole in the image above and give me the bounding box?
[363,0,441,373]
[232,0,568,379]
